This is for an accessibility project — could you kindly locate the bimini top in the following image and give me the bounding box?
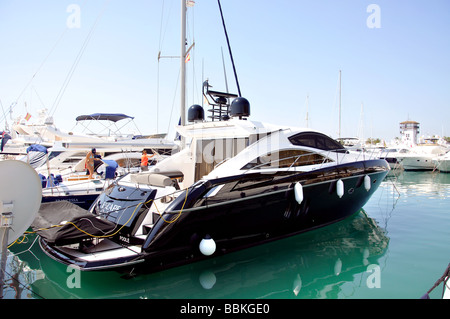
[75,113,134,122]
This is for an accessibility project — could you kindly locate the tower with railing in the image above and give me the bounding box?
[399,120,420,146]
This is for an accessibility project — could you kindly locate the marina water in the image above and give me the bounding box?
[3,170,449,299]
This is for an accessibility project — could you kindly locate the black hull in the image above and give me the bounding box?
[41,193,99,210]
[40,159,389,272]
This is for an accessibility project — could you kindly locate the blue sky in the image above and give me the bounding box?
[0,0,449,141]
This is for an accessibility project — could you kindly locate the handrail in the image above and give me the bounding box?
[243,150,334,174]
[43,178,106,196]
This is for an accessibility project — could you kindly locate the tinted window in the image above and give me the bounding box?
[242,149,333,170]
[288,132,345,151]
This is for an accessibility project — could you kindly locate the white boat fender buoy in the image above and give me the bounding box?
[294,182,303,204]
[336,179,344,198]
[363,247,370,266]
[199,235,216,256]
[199,271,217,290]
[364,175,371,191]
[292,274,302,296]
[334,258,342,276]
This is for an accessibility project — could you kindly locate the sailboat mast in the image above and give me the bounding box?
[180,0,187,148]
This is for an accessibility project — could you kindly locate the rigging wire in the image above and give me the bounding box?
[157,0,180,136]
[48,0,111,119]
[158,0,199,139]
[0,29,69,126]
[0,0,93,127]
[217,0,242,97]
[166,68,181,137]
[0,98,6,130]
[156,0,166,134]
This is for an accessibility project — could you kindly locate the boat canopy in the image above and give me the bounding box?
[32,201,116,246]
[75,113,134,122]
[26,144,48,153]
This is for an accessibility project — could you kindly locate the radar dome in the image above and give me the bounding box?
[230,97,250,119]
[188,104,205,122]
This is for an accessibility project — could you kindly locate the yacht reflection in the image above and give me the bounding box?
[9,209,389,299]
[390,171,450,199]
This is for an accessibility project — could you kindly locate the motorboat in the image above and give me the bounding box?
[35,147,164,176]
[433,151,450,173]
[397,142,447,171]
[20,144,126,209]
[39,157,119,210]
[28,146,165,209]
[33,1,389,273]
[44,113,176,152]
[378,147,410,170]
[3,110,177,159]
[35,93,390,272]
[40,171,115,209]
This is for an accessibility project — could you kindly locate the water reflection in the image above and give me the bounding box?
[6,209,389,299]
[391,171,450,199]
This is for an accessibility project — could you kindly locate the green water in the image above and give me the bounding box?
[2,171,449,299]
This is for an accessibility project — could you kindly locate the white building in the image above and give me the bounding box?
[399,120,420,146]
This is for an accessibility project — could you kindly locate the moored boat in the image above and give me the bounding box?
[433,151,450,173]
[397,143,446,171]
[33,0,390,273]
[36,95,389,272]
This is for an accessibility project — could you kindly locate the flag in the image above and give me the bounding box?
[24,113,31,121]
[185,53,191,63]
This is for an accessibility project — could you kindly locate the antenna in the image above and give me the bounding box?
[217,0,242,97]
[0,160,42,298]
[338,70,342,139]
[221,47,229,94]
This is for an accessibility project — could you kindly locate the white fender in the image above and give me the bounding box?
[337,179,344,198]
[199,235,216,256]
[363,247,370,266]
[199,271,217,289]
[334,258,342,276]
[364,175,371,191]
[292,274,302,296]
[294,182,303,204]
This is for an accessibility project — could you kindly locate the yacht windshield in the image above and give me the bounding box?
[288,132,345,151]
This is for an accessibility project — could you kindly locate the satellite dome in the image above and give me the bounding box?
[230,97,250,119]
[187,104,204,122]
[215,96,227,105]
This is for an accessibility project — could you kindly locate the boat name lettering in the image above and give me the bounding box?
[100,202,122,212]
[119,235,130,243]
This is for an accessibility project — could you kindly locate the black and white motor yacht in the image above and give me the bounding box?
[34,0,389,273]
[36,94,390,272]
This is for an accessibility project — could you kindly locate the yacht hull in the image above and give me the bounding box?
[41,193,99,210]
[400,156,436,171]
[40,159,389,272]
[435,159,450,173]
